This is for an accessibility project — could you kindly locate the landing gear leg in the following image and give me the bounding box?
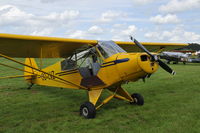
[108,87,144,106]
[80,89,103,119]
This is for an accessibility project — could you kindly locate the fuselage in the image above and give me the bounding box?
[25,40,159,90]
[25,52,159,90]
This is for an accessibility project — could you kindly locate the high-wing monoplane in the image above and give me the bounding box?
[0,33,188,118]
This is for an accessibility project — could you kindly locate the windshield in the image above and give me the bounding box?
[97,41,126,58]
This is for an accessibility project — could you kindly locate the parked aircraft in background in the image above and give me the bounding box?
[159,51,190,64]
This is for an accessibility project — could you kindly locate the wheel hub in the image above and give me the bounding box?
[82,107,89,116]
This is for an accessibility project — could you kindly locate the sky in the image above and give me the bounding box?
[0,0,200,43]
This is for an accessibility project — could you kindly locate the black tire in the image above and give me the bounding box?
[130,93,144,106]
[80,102,96,119]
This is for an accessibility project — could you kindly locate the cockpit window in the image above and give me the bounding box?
[97,41,126,58]
[61,58,76,71]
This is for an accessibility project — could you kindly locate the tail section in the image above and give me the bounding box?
[24,58,38,83]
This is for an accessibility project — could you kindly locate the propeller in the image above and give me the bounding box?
[130,36,176,75]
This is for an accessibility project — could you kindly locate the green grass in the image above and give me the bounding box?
[0,58,200,133]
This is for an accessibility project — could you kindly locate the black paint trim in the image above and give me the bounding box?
[56,69,78,75]
[57,71,78,76]
[101,58,129,68]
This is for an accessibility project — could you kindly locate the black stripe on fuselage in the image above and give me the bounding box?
[101,58,129,68]
[57,71,78,76]
[56,69,78,75]
[56,69,78,76]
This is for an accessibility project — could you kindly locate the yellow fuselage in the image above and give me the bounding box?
[25,53,159,90]
[97,53,159,88]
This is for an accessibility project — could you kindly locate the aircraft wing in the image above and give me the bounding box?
[115,41,188,52]
[0,33,188,58]
[0,33,97,58]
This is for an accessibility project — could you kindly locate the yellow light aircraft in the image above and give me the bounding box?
[0,33,187,118]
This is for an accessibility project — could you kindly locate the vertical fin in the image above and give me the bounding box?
[88,89,103,106]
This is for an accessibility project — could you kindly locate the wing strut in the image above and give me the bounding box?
[0,75,33,79]
[0,62,34,75]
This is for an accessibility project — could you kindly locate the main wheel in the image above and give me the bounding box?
[80,102,96,119]
[130,93,144,106]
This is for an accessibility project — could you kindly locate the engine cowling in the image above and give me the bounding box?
[137,54,159,74]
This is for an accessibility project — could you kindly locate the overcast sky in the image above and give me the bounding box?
[0,0,200,43]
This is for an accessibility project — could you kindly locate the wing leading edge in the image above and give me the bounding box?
[115,41,188,52]
[0,33,188,58]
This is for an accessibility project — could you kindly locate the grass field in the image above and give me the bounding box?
[0,59,200,133]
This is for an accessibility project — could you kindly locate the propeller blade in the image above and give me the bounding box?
[130,36,153,57]
[157,59,176,75]
[130,36,176,75]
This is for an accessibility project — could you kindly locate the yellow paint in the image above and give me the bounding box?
[0,33,188,58]
[109,87,133,102]
[96,95,114,110]
[0,33,97,58]
[88,89,103,105]
[24,59,84,89]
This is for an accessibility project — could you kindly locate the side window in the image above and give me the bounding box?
[61,58,77,71]
[60,48,103,75]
